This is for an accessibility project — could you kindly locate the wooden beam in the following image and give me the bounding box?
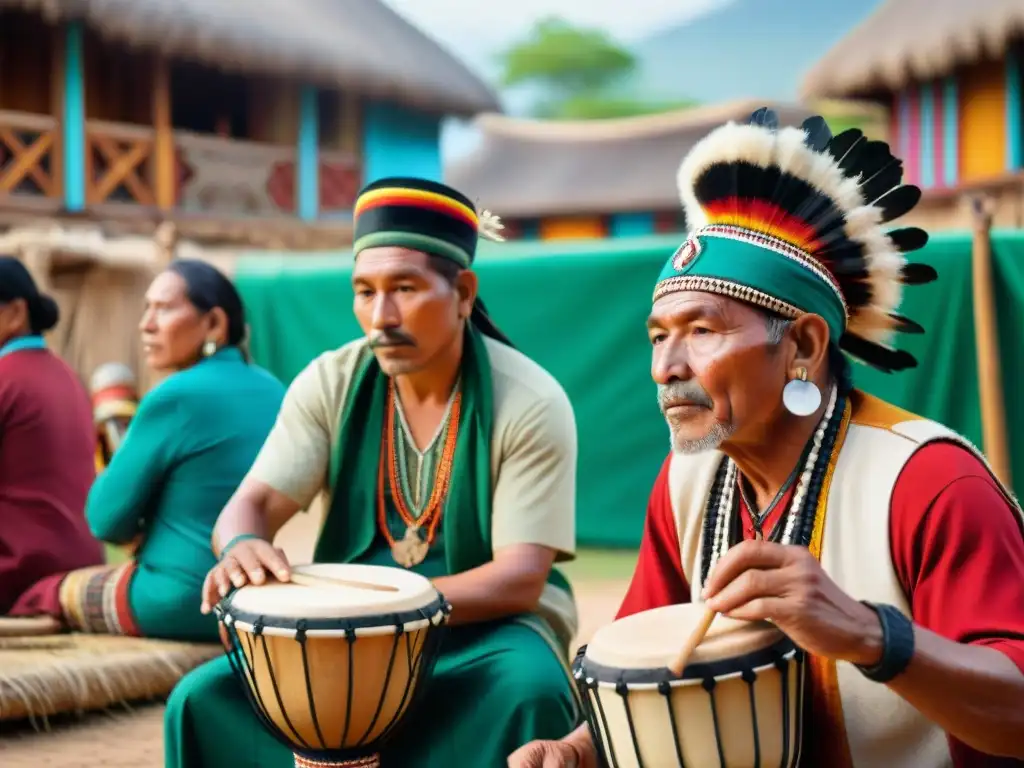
[152,55,175,210]
[968,194,1012,486]
[49,23,65,199]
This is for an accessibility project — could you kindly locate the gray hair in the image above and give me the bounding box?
[764,314,793,344]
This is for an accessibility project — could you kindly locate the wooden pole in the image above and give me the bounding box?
[969,194,1012,486]
[49,24,65,200]
[152,54,175,210]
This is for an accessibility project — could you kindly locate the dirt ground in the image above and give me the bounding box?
[0,504,634,767]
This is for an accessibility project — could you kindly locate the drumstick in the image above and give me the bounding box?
[667,606,716,677]
[283,571,401,593]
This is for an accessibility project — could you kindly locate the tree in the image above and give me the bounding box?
[497,17,640,117]
[497,18,696,120]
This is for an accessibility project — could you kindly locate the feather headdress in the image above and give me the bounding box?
[657,107,936,372]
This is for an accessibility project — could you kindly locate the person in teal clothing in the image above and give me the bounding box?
[59,260,285,642]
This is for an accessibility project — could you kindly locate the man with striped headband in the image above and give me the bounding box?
[165,178,580,767]
[511,110,1024,767]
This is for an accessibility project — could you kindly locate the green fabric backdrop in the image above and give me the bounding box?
[234,231,1023,548]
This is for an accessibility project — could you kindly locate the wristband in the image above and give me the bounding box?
[855,601,915,683]
[220,533,264,559]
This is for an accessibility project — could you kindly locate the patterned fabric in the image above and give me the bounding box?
[58,562,141,636]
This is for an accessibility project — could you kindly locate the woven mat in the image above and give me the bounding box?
[0,617,62,638]
[0,634,221,724]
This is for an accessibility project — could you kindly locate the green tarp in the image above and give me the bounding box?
[234,231,1023,548]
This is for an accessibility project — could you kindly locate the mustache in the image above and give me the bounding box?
[368,329,416,348]
[657,380,713,411]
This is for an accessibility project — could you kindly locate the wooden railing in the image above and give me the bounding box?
[174,132,297,216]
[0,110,361,219]
[86,120,155,206]
[0,110,59,201]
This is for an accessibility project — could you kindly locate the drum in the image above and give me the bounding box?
[573,602,805,768]
[216,563,451,768]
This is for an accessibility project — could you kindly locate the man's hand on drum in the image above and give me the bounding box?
[507,726,597,768]
[200,538,292,615]
[702,540,883,666]
[507,742,577,768]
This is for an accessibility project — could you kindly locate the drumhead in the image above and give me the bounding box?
[226,564,438,620]
[585,603,788,675]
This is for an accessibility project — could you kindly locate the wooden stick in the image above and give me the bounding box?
[668,606,716,676]
[283,571,400,594]
[969,195,1012,486]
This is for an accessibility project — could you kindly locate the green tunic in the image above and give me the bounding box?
[164,369,579,766]
[86,347,285,641]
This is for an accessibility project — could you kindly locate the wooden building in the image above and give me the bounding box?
[446,101,813,241]
[0,0,498,249]
[802,0,1024,230]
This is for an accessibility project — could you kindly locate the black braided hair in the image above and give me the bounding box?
[794,391,848,547]
[699,457,731,588]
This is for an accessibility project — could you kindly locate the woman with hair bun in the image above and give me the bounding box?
[0,256,106,621]
[61,259,286,642]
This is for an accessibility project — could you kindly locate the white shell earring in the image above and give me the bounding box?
[202,339,217,358]
[782,366,822,416]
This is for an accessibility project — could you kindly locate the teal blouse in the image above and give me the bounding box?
[86,347,285,641]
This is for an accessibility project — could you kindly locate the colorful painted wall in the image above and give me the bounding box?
[361,101,442,185]
[504,210,686,241]
[889,47,1023,190]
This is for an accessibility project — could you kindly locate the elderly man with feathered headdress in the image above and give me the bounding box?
[510,109,1024,767]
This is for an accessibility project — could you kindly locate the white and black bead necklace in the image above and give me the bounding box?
[699,384,846,588]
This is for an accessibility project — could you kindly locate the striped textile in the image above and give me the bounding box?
[58,562,140,636]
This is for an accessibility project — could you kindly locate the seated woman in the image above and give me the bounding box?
[0,257,106,619]
[61,260,285,642]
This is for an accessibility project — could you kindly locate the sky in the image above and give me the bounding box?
[383,0,732,77]
[382,0,735,162]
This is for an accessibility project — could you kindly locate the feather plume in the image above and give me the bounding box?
[477,209,506,243]
[673,107,935,372]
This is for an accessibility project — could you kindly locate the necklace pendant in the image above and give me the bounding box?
[392,526,429,569]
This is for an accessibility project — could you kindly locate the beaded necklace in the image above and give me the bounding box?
[376,380,462,568]
[699,385,847,588]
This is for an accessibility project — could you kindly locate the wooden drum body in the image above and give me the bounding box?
[573,603,805,768]
[216,564,450,768]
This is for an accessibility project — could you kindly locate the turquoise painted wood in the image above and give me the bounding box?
[1006,50,1022,171]
[362,102,441,183]
[518,219,540,240]
[943,77,959,187]
[610,212,655,238]
[919,83,935,188]
[63,21,86,212]
[297,85,319,220]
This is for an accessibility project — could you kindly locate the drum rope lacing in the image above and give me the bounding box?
[574,642,805,768]
[217,598,451,768]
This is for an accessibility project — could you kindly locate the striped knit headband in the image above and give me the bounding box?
[353,177,504,268]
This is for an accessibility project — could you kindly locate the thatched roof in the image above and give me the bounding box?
[446,101,815,219]
[801,0,1024,100]
[3,0,498,116]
